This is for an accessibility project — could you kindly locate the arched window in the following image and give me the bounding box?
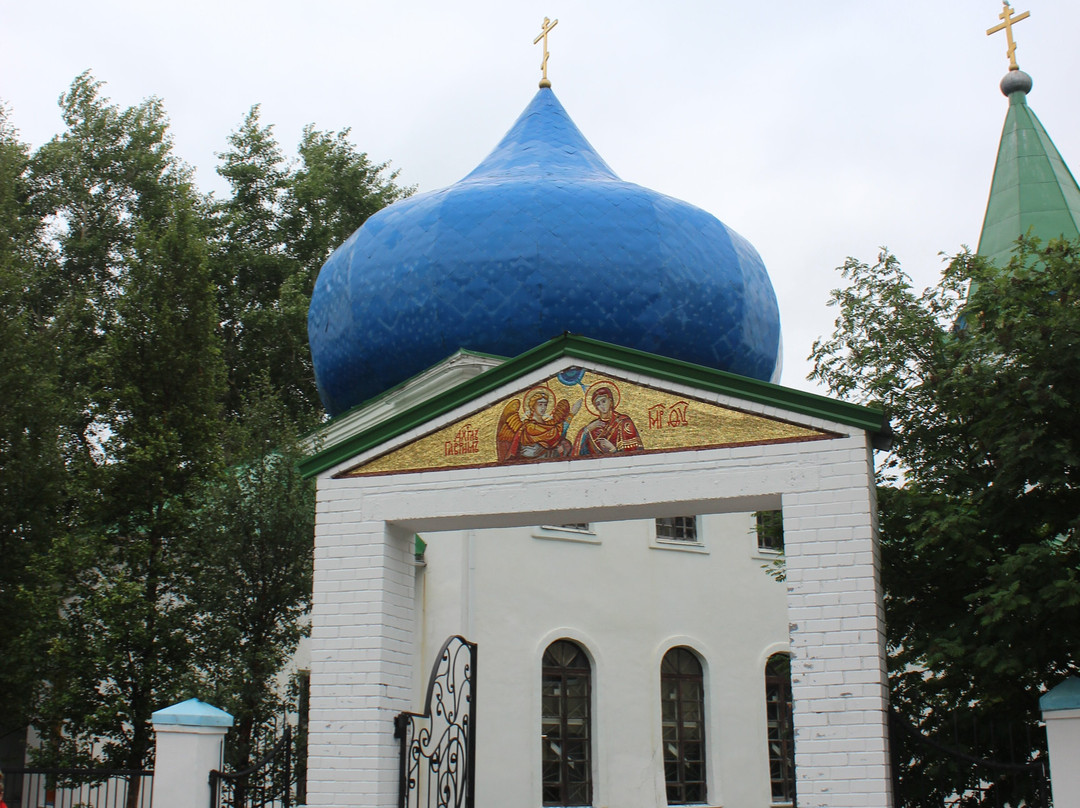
[765,653,796,804]
[661,646,706,804]
[542,640,592,806]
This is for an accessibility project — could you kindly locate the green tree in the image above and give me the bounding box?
[211,106,295,420]
[29,73,184,437]
[211,112,413,427]
[40,195,225,777]
[185,379,314,771]
[28,78,227,789]
[3,73,409,788]
[0,106,67,748]
[810,239,1080,805]
[283,124,412,279]
[277,125,412,423]
[196,112,409,775]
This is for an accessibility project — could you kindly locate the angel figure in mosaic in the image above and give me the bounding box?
[571,381,642,456]
[496,385,581,462]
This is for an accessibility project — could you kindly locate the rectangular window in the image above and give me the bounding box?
[756,510,784,552]
[534,524,600,545]
[656,516,697,543]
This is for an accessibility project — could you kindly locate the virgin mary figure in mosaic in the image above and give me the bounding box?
[571,382,642,456]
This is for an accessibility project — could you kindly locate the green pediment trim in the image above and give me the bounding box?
[299,335,886,479]
[978,92,1080,268]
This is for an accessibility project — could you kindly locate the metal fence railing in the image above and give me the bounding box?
[2,768,153,808]
[889,708,1049,807]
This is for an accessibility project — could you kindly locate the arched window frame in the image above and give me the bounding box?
[542,639,593,806]
[765,652,796,805]
[660,645,707,805]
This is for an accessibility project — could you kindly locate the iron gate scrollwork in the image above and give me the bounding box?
[394,635,477,808]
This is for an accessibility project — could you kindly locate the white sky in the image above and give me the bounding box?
[3,1,1078,393]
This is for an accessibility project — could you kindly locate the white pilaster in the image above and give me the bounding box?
[307,478,417,806]
[783,437,893,807]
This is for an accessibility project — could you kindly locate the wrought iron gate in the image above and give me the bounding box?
[394,635,477,808]
[209,724,293,808]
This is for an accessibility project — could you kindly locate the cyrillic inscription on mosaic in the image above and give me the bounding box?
[342,368,835,477]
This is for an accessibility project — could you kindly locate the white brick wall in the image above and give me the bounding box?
[308,492,416,807]
[784,437,892,808]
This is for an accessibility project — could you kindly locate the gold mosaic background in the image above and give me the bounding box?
[344,369,832,477]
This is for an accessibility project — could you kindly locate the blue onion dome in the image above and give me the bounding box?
[309,88,782,416]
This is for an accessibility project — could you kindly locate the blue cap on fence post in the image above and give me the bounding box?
[152,697,235,727]
[1040,677,1080,713]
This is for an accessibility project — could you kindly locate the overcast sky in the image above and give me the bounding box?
[3,1,1078,393]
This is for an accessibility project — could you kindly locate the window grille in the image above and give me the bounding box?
[542,640,592,806]
[765,653,796,803]
[656,516,698,542]
[756,510,784,552]
[661,647,707,804]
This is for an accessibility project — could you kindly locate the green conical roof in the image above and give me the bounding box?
[977,71,1080,267]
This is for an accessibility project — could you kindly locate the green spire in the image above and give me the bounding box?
[977,73,1080,266]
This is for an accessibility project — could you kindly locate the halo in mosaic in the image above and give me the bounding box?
[308,88,782,416]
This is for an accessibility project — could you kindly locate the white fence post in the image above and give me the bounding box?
[1040,676,1080,808]
[151,698,234,808]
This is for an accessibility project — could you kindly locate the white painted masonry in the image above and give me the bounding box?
[307,358,893,807]
[1040,678,1080,808]
[412,514,789,807]
[150,699,233,808]
[1042,708,1080,808]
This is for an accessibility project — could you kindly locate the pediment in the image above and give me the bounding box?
[300,335,886,480]
[339,367,838,478]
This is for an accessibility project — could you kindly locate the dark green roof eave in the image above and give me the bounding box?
[299,335,887,479]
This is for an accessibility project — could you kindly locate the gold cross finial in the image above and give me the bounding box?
[986,1,1030,71]
[533,17,559,88]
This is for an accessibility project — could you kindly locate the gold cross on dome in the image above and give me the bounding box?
[533,17,559,88]
[986,1,1030,71]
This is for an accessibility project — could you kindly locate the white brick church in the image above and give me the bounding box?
[299,76,893,808]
